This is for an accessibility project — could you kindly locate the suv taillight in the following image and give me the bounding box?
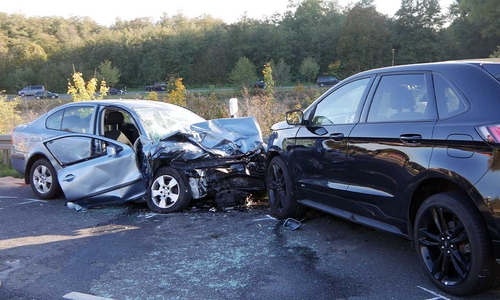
[477,125,500,143]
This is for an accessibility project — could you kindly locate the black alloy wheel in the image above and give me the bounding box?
[414,192,498,296]
[266,156,306,219]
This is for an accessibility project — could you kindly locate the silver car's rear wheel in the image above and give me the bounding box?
[147,167,191,213]
[29,158,61,199]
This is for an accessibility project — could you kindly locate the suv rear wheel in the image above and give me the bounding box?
[414,192,499,296]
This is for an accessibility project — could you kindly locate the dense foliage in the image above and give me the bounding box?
[0,0,499,94]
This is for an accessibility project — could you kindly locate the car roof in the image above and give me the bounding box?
[352,58,500,78]
[61,99,178,109]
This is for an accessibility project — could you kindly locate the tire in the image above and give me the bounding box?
[266,156,307,219]
[29,158,61,199]
[147,167,191,213]
[51,96,55,99]
[414,192,499,296]
[21,93,25,97]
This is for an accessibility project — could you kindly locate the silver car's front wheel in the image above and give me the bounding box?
[147,167,191,213]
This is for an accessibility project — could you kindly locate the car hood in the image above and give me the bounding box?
[171,116,264,155]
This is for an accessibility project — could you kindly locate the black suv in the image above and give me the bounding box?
[266,59,500,296]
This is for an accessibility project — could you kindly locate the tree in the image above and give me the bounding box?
[167,77,187,107]
[229,57,257,88]
[262,62,275,97]
[299,56,320,84]
[0,94,22,134]
[97,60,121,87]
[336,4,391,76]
[391,0,445,64]
[459,0,500,39]
[272,58,291,86]
[443,0,500,59]
[67,71,108,102]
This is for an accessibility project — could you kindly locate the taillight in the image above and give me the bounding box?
[477,125,500,143]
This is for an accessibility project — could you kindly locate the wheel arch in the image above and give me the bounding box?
[407,171,483,239]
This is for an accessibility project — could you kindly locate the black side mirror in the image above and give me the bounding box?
[286,109,304,125]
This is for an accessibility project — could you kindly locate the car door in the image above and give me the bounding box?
[292,77,372,215]
[44,134,145,206]
[347,73,438,234]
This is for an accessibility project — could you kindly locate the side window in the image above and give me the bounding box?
[433,75,467,119]
[46,137,104,166]
[46,110,64,130]
[311,78,370,125]
[367,74,436,122]
[45,106,94,133]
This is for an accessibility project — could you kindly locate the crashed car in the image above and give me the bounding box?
[10,100,266,212]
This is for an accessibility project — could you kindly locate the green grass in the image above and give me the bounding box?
[0,162,22,178]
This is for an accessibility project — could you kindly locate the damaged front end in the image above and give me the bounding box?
[136,117,267,210]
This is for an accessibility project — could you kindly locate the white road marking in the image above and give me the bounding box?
[417,286,451,300]
[63,291,115,300]
[11,199,47,206]
[252,214,278,222]
[0,196,18,199]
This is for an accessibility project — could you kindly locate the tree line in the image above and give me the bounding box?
[0,0,499,94]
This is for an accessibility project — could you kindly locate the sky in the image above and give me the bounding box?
[2,0,454,26]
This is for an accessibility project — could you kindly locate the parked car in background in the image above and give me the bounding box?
[108,87,124,95]
[34,91,59,99]
[316,76,340,87]
[253,80,266,88]
[11,100,266,213]
[266,59,500,296]
[18,85,45,97]
[145,82,167,92]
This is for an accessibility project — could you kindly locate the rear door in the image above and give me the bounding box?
[44,134,145,206]
[347,73,438,234]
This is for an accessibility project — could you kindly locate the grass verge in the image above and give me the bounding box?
[0,162,22,178]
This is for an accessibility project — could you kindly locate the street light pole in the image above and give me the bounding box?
[392,48,395,66]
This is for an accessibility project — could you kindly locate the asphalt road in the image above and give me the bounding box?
[0,177,499,300]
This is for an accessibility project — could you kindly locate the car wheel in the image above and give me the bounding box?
[36,96,40,100]
[21,93,25,97]
[147,167,191,213]
[51,96,55,99]
[414,192,499,296]
[266,156,307,219]
[29,158,61,199]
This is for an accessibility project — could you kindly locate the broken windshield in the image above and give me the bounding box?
[133,106,206,142]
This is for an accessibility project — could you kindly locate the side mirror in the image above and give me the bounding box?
[286,109,304,125]
[107,144,123,156]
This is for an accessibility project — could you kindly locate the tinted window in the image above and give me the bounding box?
[367,74,436,122]
[481,63,500,81]
[311,78,370,125]
[46,106,94,133]
[433,75,467,119]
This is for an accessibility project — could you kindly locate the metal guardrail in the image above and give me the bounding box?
[0,134,11,166]
[0,134,11,150]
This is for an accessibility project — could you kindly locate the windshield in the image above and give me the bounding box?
[134,105,206,142]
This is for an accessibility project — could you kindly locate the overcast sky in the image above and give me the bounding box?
[2,0,454,26]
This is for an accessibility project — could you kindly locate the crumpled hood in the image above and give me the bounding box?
[157,116,265,159]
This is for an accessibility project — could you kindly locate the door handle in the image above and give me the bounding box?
[329,133,344,141]
[63,174,76,182]
[399,134,422,144]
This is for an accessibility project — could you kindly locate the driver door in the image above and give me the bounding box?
[293,77,372,214]
[44,135,145,206]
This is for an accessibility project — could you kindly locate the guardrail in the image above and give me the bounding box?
[0,134,11,166]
